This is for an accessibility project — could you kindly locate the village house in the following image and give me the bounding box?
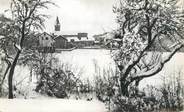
[38,16,95,51]
[39,32,54,47]
[53,35,71,49]
[63,33,94,48]
[52,17,73,49]
[93,32,118,48]
[38,32,55,53]
[53,17,94,48]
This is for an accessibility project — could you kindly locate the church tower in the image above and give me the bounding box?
[55,16,60,31]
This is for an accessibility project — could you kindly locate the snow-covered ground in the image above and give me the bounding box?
[2,49,184,98]
[0,99,107,112]
[55,49,184,88]
[54,49,116,80]
[11,49,184,92]
[1,49,184,112]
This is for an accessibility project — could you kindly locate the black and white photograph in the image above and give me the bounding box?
[0,0,184,112]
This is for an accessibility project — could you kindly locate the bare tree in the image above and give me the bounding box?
[0,15,14,90]
[4,0,54,99]
[112,0,184,96]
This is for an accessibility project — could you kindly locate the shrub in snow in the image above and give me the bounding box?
[157,72,184,111]
[111,90,163,112]
[94,74,119,103]
[111,77,184,112]
[110,84,184,112]
[93,70,184,112]
[35,66,81,98]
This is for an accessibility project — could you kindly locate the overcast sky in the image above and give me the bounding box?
[0,0,118,37]
[0,0,183,37]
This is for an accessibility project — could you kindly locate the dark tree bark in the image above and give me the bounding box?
[8,50,21,99]
[120,77,129,96]
[8,19,26,99]
[6,0,53,99]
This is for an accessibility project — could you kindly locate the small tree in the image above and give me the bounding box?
[112,0,184,96]
[4,0,53,99]
[0,15,14,88]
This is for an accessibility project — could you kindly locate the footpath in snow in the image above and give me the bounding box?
[0,99,107,112]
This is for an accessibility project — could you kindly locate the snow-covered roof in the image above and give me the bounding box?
[66,36,79,42]
[53,31,95,42]
[53,31,80,36]
[40,32,53,38]
[66,36,94,42]
[54,35,67,41]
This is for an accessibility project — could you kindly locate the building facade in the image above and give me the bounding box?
[38,17,95,50]
[54,35,71,49]
[53,17,94,48]
[38,32,55,53]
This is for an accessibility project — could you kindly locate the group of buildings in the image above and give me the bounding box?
[38,17,95,52]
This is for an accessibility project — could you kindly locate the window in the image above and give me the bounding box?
[46,37,48,40]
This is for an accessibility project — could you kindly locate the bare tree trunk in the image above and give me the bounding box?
[8,50,21,99]
[120,78,129,96]
[8,18,26,99]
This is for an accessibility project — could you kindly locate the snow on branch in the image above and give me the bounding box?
[131,44,183,80]
[14,43,22,51]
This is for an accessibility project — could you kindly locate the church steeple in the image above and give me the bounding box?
[55,16,60,31]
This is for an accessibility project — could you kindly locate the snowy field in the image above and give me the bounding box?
[1,49,184,112]
[11,49,184,91]
[54,49,116,80]
[55,49,184,88]
[0,99,107,112]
